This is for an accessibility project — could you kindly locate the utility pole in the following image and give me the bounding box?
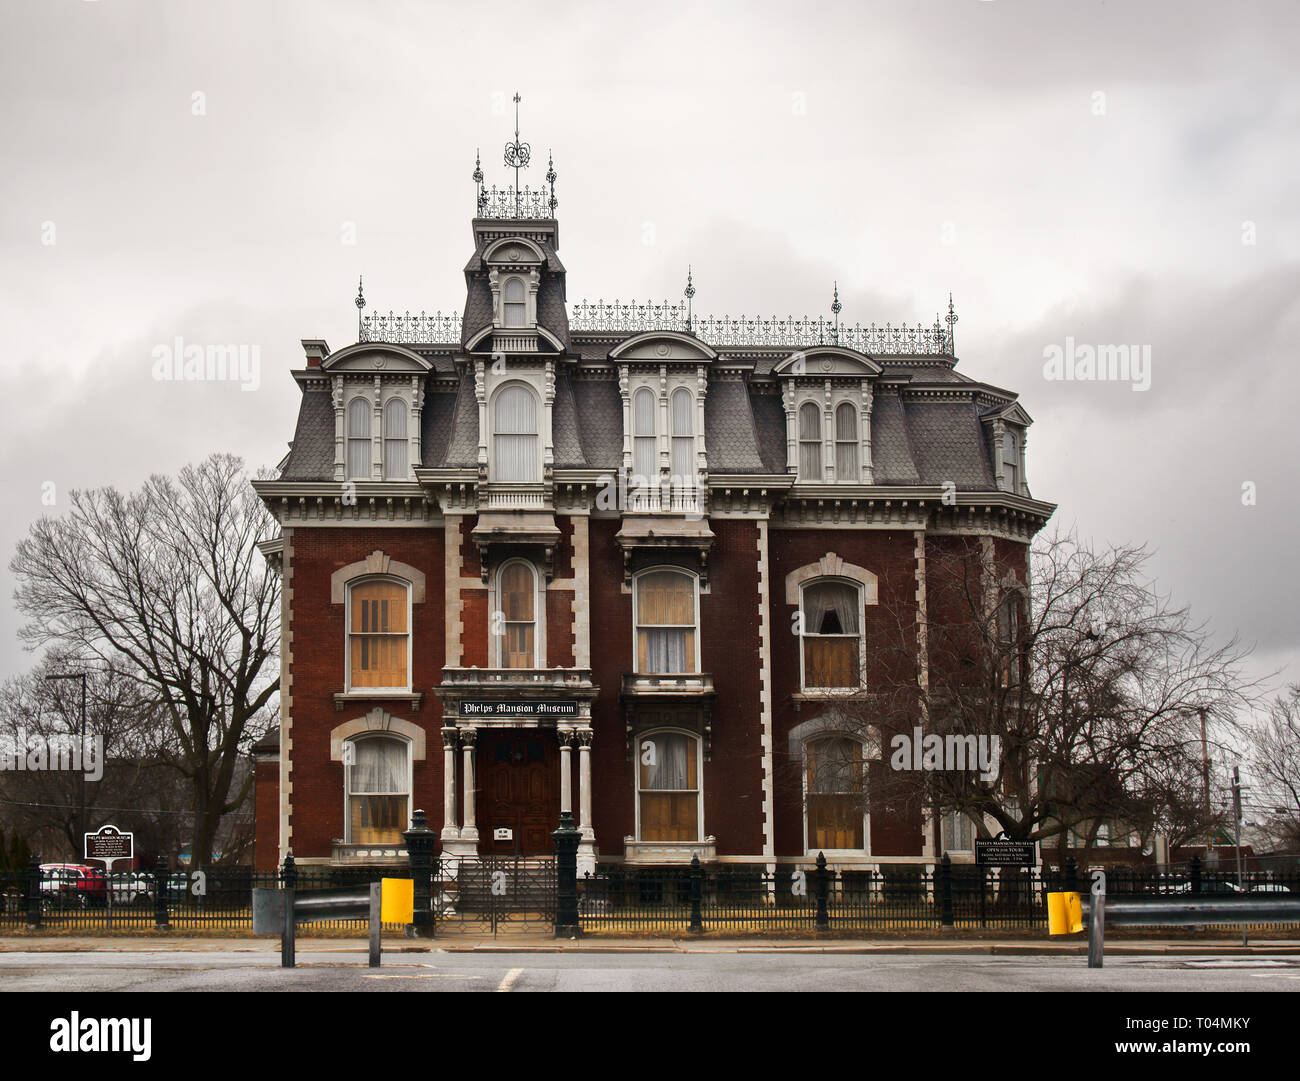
[1200,708,1212,854]
[1232,765,1246,946]
[45,671,88,853]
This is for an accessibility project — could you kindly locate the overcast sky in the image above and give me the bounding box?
[1,0,1297,707]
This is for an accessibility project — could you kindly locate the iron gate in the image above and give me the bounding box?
[433,855,556,936]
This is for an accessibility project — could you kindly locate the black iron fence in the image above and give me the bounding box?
[576,854,1300,935]
[0,860,395,934]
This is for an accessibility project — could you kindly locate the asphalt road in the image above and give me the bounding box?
[2,949,1300,992]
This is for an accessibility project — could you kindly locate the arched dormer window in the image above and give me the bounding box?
[493,384,539,482]
[1003,431,1019,494]
[799,579,862,690]
[347,578,410,691]
[496,559,538,668]
[503,276,527,328]
[835,403,859,482]
[798,402,822,481]
[632,388,657,484]
[383,398,408,479]
[347,398,371,480]
[634,568,699,674]
[670,388,694,485]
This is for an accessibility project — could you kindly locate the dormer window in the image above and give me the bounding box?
[492,383,539,482]
[671,388,694,485]
[503,276,527,328]
[383,399,408,478]
[1003,431,1019,494]
[835,402,859,481]
[798,402,822,481]
[347,398,371,480]
[632,387,657,485]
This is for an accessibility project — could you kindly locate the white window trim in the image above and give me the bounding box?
[798,577,866,693]
[491,557,545,669]
[634,727,704,844]
[833,398,861,483]
[344,575,413,694]
[631,567,701,675]
[801,733,870,857]
[342,732,413,845]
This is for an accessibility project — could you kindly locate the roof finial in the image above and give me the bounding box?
[355,275,366,340]
[503,92,531,214]
[830,281,842,344]
[945,292,958,354]
[546,149,557,216]
[684,265,696,333]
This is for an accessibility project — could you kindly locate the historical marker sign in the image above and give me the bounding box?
[85,824,133,863]
[974,838,1037,867]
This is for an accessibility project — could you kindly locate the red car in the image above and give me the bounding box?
[39,863,107,908]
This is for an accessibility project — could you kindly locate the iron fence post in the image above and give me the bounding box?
[25,853,41,930]
[940,853,954,927]
[154,860,169,930]
[403,808,436,938]
[1065,855,1078,894]
[688,854,704,934]
[553,810,581,938]
[815,852,830,931]
[280,852,296,968]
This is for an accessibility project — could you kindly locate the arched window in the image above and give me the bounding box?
[635,569,698,674]
[498,560,537,668]
[835,402,859,481]
[670,388,694,484]
[638,730,701,842]
[805,736,865,850]
[503,277,526,328]
[493,384,538,482]
[1003,431,1019,494]
[383,398,408,478]
[798,402,822,481]
[346,735,410,844]
[632,387,657,486]
[347,398,371,480]
[348,579,410,690]
[800,580,861,689]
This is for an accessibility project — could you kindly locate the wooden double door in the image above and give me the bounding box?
[478,731,561,856]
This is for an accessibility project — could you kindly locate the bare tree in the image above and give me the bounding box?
[1248,684,1300,852]
[819,529,1259,867]
[9,454,279,868]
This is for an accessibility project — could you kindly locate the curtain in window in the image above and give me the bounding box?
[349,580,408,688]
[348,737,408,844]
[500,562,535,668]
[802,582,859,688]
[504,276,526,328]
[804,582,858,634]
[671,389,694,483]
[347,398,371,480]
[494,385,538,481]
[807,737,864,849]
[799,402,822,480]
[835,403,859,480]
[636,571,695,673]
[383,399,408,478]
[639,733,699,842]
[632,388,656,485]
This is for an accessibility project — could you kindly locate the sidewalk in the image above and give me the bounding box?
[4,934,1300,955]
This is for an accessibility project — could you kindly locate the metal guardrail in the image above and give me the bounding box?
[252,880,412,968]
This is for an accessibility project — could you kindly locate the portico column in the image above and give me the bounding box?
[578,731,593,837]
[440,728,459,841]
[460,728,478,842]
[559,731,574,815]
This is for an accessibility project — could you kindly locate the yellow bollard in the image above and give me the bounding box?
[1047,891,1083,935]
[380,877,415,924]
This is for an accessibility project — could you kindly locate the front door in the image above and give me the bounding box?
[478,731,560,855]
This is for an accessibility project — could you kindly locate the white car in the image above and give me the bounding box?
[108,872,154,906]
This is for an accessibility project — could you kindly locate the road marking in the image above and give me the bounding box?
[362,972,480,980]
[497,967,523,992]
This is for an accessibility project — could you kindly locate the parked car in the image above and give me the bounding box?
[38,864,107,908]
[108,872,155,906]
[1249,882,1293,893]
[1168,880,1243,894]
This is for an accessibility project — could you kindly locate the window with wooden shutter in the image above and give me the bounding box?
[638,731,700,842]
[348,580,409,689]
[806,737,864,850]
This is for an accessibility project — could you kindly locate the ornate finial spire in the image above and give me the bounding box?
[945,292,958,354]
[355,275,366,340]
[503,92,532,214]
[546,149,557,215]
[684,265,696,332]
[830,281,842,343]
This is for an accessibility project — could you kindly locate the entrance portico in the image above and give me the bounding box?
[434,667,598,874]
